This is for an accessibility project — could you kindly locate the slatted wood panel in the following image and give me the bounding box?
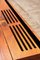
[1,8,40,60]
[0,0,40,60]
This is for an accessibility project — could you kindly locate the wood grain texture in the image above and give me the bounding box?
[0,0,40,60]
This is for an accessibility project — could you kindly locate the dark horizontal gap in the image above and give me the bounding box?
[19,24,36,48]
[6,10,15,23]
[1,10,9,24]
[5,0,40,48]
[9,9,18,22]
[16,25,32,49]
[4,10,12,23]
[13,26,28,50]
[9,26,23,51]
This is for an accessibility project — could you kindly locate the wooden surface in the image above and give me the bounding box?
[0,0,40,60]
